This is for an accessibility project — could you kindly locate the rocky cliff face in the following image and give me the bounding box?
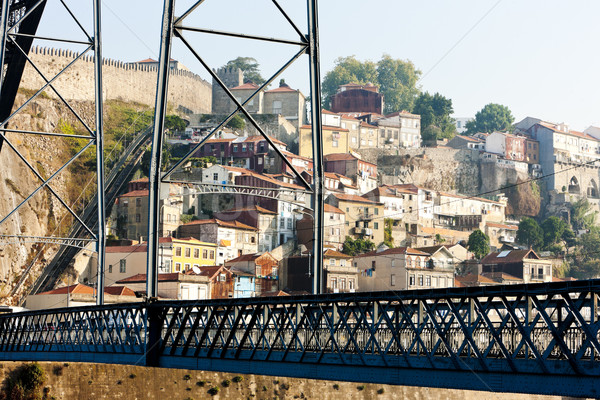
[362,148,481,195]
[0,94,94,304]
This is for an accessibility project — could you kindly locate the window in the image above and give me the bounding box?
[340,278,346,290]
[108,264,113,273]
[135,214,141,222]
[349,279,354,290]
[194,249,199,258]
[136,198,142,207]
[375,208,379,215]
[391,274,396,286]
[210,250,215,259]
[374,222,379,229]
[287,218,293,229]
[185,248,191,258]
[409,275,415,286]
[184,263,190,271]
[425,276,431,287]
[371,261,376,270]
[233,144,238,152]
[202,249,208,258]
[330,259,335,266]
[119,259,126,273]
[280,218,285,228]
[418,275,423,286]
[331,278,337,289]
[175,263,181,272]
[340,259,346,267]
[213,173,219,181]
[175,247,181,257]
[272,100,282,114]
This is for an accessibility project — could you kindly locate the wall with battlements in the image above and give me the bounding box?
[19,46,212,113]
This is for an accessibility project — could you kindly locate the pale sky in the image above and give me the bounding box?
[35,0,600,130]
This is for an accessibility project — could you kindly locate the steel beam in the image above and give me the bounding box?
[307,0,324,294]
[93,0,105,305]
[147,0,176,299]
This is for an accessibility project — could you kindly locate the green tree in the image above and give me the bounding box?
[383,219,394,248]
[376,54,421,113]
[226,114,246,130]
[541,216,567,250]
[224,57,265,85]
[412,92,456,141]
[570,198,597,232]
[465,103,514,134]
[467,229,490,259]
[165,115,186,132]
[516,217,543,250]
[342,236,375,256]
[321,55,421,113]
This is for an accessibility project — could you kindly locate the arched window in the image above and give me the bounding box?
[569,177,580,194]
[588,179,599,198]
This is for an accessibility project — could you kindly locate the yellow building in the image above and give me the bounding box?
[299,124,349,158]
[327,193,385,245]
[164,237,218,272]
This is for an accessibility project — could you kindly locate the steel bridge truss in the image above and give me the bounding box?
[146,0,325,296]
[0,281,599,397]
[0,0,107,303]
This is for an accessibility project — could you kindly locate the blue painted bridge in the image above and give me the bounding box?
[1,280,600,398]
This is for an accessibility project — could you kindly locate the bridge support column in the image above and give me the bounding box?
[146,302,164,367]
[93,0,106,305]
[307,0,324,295]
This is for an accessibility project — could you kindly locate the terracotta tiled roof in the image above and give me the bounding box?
[322,109,338,115]
[481,249,539,265]
[225,252,276,264]
[265,85,297,93]
[453,135,482,143]
[222,165,252,173]
[324,249,352,259]
[332,193,382,205]
[231,82,259,90]
[355,247,430,258]
[538,122,599,141]
[260,290,290,297]
[104,286,137,296]
[238,170,304,190]
[219,204,276,215]
[119,190,149,198]
[324,203,344,214]
[116,273,200,283]
[129,177,149,183]
[180,218,258,231]
[106,244,147,253]
[243,135,286,146]
[37,284,95,296]
[36,284,136,296]
[323,153,357,162]
[198,265,230,279]
[137,58,157,63]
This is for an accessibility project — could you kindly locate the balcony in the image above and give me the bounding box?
[500,235,515,243]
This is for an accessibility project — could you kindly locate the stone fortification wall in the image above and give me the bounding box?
[0,362,579,400]
[20,46,212,113]
[361,147,481,195]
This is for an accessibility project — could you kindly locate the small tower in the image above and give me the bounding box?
[212,67,244,114]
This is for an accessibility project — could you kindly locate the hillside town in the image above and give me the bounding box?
[25,70,598,309]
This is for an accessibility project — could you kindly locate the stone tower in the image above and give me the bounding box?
[212,67,244,114]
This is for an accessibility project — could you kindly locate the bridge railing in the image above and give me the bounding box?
[0,281,600,395]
